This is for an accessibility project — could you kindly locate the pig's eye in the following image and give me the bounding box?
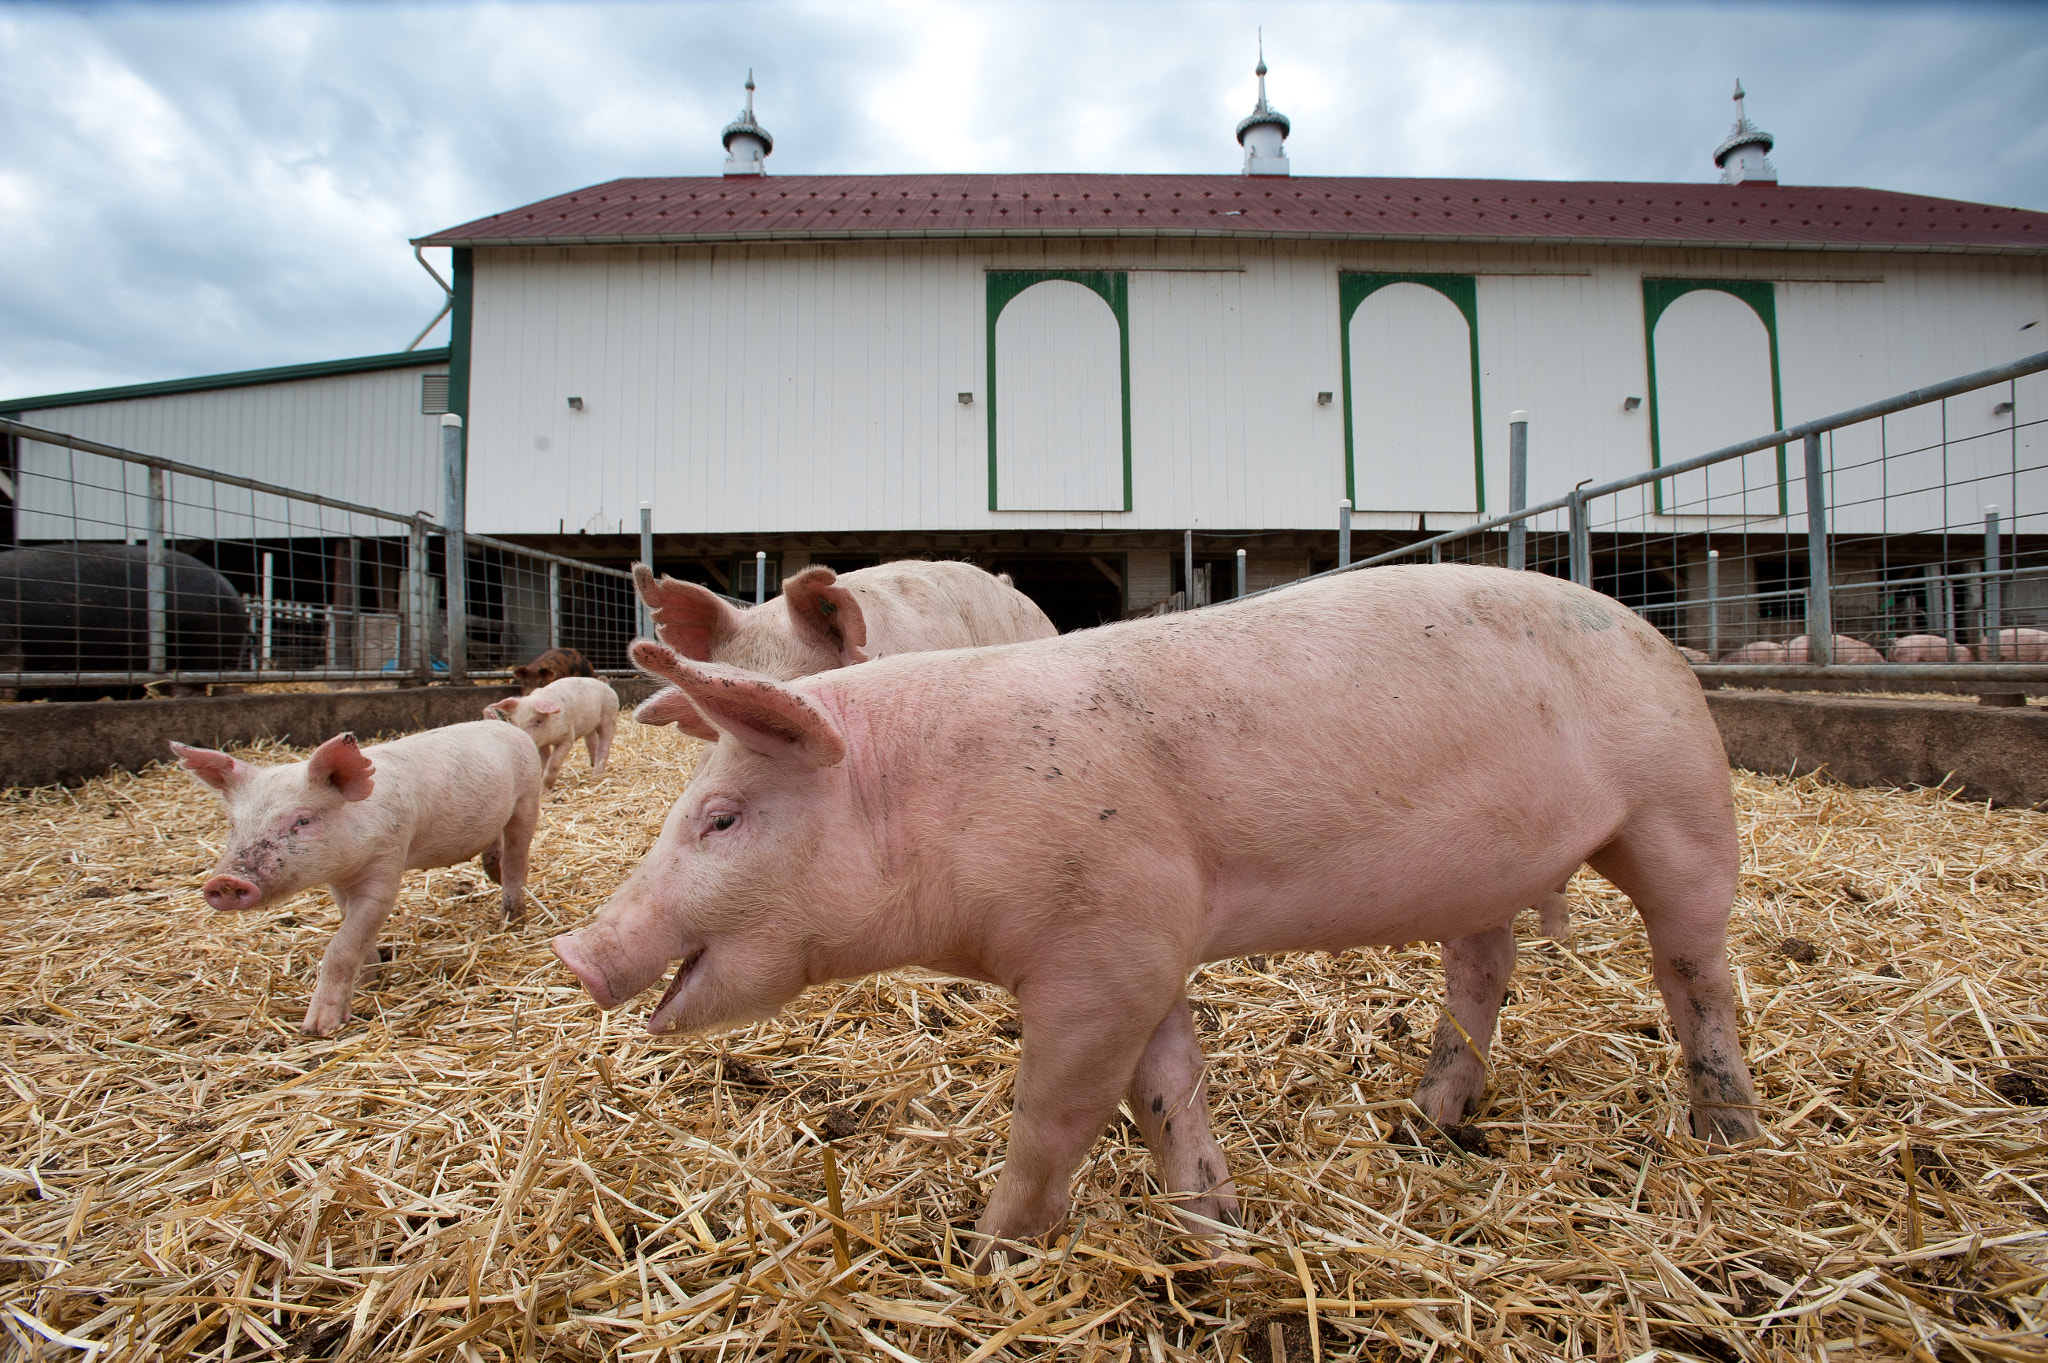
[293,815,313,830]
[708,812,738,833]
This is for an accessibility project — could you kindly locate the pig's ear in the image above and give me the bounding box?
[170,742,247,793]
[630,640,845,768]
[306,733,376,802]
[533,696,562,715]
[781,566,870,666]
[483,698,517,721]
[633,563,742,661]
[633,687,721,742]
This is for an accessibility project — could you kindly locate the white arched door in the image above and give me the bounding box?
[1648,284,1783,518]
[1345,278,1480,513]
[990,276,1128,511]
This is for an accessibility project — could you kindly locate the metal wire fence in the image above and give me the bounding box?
[1277,349,2048,694]
[0,417,641,694]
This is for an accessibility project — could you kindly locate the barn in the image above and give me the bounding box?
[409,74,2048,630]
[6,70,2045,640]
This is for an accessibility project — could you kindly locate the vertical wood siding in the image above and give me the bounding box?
[993,281,1124,510]
[462,240,2044,537]
[14,365,445,542]
[1347,282,1478,512]
[1654,289,1781,519]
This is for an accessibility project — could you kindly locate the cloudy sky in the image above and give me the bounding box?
[3,0,2045,400]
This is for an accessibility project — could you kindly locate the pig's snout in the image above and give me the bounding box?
[202,874,262,911]
[552,934,621,1008]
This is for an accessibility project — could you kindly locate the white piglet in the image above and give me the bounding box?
[484,676,618,788]
[171,722,544,1036]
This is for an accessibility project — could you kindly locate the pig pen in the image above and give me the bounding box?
[2,721,2045,1363]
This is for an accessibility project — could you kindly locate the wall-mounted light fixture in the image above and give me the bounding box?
[1994,401,2015,417]
[566,396,584,411]
[1317,391,1333,406]
[1622,396,1643,411]
[957,392,973,405]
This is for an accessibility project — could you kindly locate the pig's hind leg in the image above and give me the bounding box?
[1414,926,1517,1125]
[1589,821,1760,1145]
[1126,995,1239,1236]
[586,707,614,777]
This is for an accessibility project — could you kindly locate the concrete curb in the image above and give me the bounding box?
[1705,691,2048,809]
[1,680,662,789]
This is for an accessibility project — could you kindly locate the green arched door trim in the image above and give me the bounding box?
[985,270,1133,512]
[1337,272,1485,512]
[1642,278,1786,515]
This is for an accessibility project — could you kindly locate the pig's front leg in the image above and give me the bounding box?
[303,874,401,1036]
[1125,995,1238,1235]
[977,972,1186,1256]
[539,741,570,789]
[1413,926,1516,1125]
[496,783,540,927]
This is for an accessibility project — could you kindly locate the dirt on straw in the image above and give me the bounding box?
[3,719,2046,1361]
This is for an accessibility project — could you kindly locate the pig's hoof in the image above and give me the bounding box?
[300,1009,348,1038]
[480,849,503,885]
[1691,1105,1761,1146]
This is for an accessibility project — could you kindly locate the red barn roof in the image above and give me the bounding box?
[417,174,2048,256]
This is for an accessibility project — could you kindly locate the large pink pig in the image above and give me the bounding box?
[554,565,1759,1252]
[1985,627,2048,661]
[631,559,1056,680]
[173,722,543,1036]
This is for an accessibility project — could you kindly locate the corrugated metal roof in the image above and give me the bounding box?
[415,174,2048,255]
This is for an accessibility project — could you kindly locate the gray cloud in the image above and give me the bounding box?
[3,0,2044,399]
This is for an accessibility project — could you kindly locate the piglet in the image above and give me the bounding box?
[172,721,543,1036]
[484,676,618,788]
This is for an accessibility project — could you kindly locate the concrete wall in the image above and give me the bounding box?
[0,680,660,789]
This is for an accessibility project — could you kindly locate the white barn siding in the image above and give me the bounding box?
[460,237,2044,539]
[993,280,1124,510]
[1347,282,1478,513]
[13,363,445,542]
[1652,289,1781,519]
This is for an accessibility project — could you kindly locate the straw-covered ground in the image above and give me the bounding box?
[3,719,2045,1362]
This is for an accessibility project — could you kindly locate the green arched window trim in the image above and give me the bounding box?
[984,270,1133,512]
[1337,272,1485,512]
[1642,278,1786,515]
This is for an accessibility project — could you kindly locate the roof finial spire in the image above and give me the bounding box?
[1714,77,1776,186]
[722,69,773,177]
[1237,31,1290,176]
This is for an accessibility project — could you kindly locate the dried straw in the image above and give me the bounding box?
[3,720,2045,1361]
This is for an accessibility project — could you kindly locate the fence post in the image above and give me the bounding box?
[1184,530,1195,607]
[441,414,466,683]
[1985,506,2002,661]
[145,463,167,674]
[638,501,655,638]
[1507,411,1528,571]
[409,515,430,686]
[1567,488,1588,587]
[1337,500,1351,570]
[548,560,561,651]
[1803,432,1832,667]
[1706,549,1720,659]
[755,550,767,606]
[1235,548,1246,600]
[1940,573,1958,662]
[259,551,275,670]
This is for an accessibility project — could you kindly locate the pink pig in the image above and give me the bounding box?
[1784,634,1885,664]
[553,565,1760,1252]
[631,559,1057,680]
[484,675,619,788]
[1985,627,2048,661]
[1889,634,1973,663]
[172,722,543,1036]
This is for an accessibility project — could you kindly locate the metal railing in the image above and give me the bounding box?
[0,417,640,692]
[1245,349,2048,690]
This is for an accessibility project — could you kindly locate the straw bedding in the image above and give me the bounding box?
[3,719,2045,1362]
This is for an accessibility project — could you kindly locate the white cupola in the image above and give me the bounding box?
[722,70,774,177]
[1713,80,1776,186]
[1235,36,1290,177]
